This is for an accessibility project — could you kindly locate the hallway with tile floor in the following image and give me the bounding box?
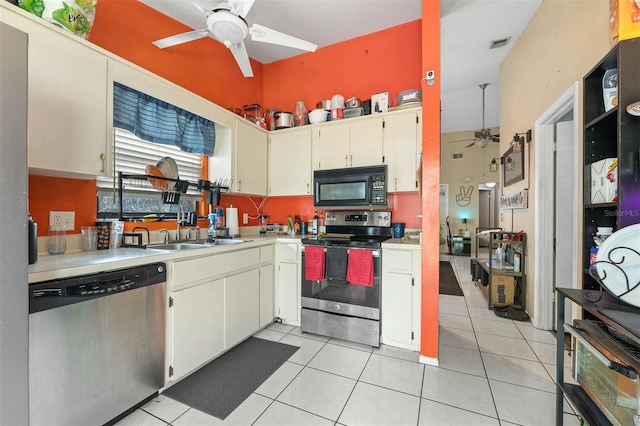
[117,255,581,425]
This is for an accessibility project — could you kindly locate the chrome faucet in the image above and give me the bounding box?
[176,205,185,240]
[158,229,170,244]
[186,227,200,241]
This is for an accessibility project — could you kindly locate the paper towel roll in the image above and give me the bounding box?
[226,206,240,237]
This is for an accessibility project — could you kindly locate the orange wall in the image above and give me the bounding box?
[420,0,441,361]
[29,5,424,236]
[29,176,96,236]
[89,0,264,110]
[263,20,422,112]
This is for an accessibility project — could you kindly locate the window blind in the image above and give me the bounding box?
[96,128,204,193]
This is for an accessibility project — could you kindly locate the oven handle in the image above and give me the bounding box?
[301,246,380,257]
[564,324,638,380]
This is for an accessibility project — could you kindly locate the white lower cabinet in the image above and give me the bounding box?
[171,278,225,380]
[275,241,301,326]
[167,243,275,383]
[381,245,421,350]
[224,269,260,348]
[260,263,275,327]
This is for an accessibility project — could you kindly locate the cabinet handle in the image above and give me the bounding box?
[394,177,398,191]
[345,155,348,167]
[100,153,105,174]
[350,155,353,167]
[306,182,310,194]
[237,180,241,192]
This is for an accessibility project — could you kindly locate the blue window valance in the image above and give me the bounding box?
[113,82,215,156]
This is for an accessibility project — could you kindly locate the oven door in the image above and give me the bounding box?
[301,245,380,319]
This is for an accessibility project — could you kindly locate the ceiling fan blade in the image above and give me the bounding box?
[465,142,476,148]
[228,0,255,17]
[180,0,208,14]
[249,24,317,52]
[449,138,474,143]
[229,40,254,77]
[153,29,211,49]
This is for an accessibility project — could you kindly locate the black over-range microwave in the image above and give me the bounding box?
[313,165,388,209]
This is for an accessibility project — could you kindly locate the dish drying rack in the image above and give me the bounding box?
[117,172,230,219]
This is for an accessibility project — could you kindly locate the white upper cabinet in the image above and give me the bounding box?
[349,115,384,167]
[234,120,268,195]
[1,8,109,176]
[312,121,351,170]
[383,108,422,192]
[268,127,312,196]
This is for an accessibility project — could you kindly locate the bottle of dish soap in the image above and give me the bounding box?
[208,211,216,238]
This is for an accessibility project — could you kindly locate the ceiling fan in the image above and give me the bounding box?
[449,83,500,148]
[151,0,318,78]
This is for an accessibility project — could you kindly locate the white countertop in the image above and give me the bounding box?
[28,234,302,283]
[382,238,421,249]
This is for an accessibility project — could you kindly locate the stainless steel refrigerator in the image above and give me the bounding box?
[0,22,29,425]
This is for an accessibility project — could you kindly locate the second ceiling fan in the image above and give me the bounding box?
[151,0,317,78]
[450,83,500,148]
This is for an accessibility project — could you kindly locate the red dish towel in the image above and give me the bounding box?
[347,249,374,286]
[305,246,326,281]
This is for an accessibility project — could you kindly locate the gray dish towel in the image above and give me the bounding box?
[325,247,348,284]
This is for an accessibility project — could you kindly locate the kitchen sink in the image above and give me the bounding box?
[146,242,209,251]
[146,239,247,251]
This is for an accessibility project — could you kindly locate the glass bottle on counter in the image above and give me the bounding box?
[312,211,319,235]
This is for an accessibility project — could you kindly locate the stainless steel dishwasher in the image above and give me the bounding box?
[29,263,166,426]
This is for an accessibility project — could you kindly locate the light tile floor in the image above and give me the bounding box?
[117,255,581,426]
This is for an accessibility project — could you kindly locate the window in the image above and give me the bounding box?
[97,129,205,219]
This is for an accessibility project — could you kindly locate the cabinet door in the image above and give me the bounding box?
[260,263,275,327]
[268,128,312,195]
[312,121,350,170]
[235,120,268,195]
[8,13,109,176]
[349,116,384,167]
[275,242,300,325]
[384,110,420,192]
[225,268,260,348]
[275,261,300,325]
[171,279,225,380]
[382,271,414,346]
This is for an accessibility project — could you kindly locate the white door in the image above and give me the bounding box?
[554,118,577,328]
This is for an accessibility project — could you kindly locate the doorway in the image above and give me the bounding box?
[534,82,579,330]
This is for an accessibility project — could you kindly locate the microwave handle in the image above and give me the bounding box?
[564,324,638,380]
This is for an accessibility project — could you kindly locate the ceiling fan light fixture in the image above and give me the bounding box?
[207,12,248,45]
[475,138,490,149]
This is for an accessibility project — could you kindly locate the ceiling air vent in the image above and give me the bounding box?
[452,153,464,160]
[490,37,511,49]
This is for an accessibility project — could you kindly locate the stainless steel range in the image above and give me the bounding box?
[300,211,392,347]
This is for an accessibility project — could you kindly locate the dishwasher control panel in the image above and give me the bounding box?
[29,263,166,314]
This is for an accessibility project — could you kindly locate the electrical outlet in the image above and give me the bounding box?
[243,213,249,224]
[50,211,75,231]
